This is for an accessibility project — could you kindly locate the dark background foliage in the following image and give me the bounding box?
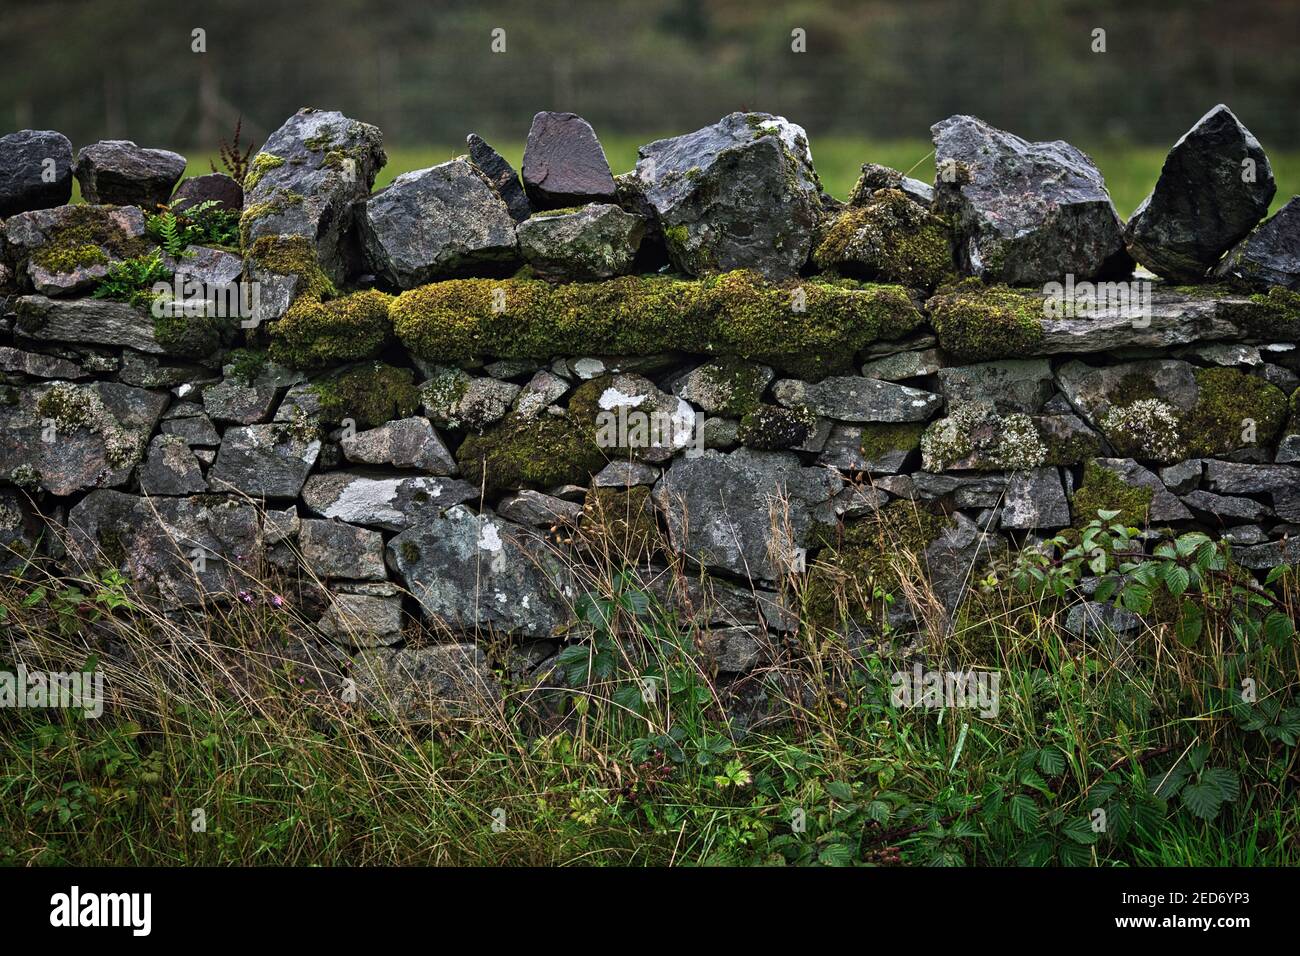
[1,0,1296,151]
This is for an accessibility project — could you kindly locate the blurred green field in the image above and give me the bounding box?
[372,135,1300,220]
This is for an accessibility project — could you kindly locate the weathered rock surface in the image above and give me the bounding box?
[1202,460,1300,521]
[14,295,165,354]
[138,434,206,495]
[339,417,457,474]
[1085,458,1193,522]
[241,108,386,282]
[207,425,321,499]
[931,114,1130,284]
[170,173,243,213]
[387,504,574,638]
[361,159,517,287]
[299,518,386,580]
[517,203,645,280]
[73,140,186,208]
[860,348,944,382]
[352,644,500,718]
[1001,467,1070,529]
[773,376,941,423]
[4,205,148,296]
[301,471,478,530]
[66,491,261,607]
[1125,105,1275,281]
[421,368,520,432]
[317,591,403,647]
[581,373,697,463]
[1214,196,1300,290]
[0,130,74,218]
[652,448,841,581]
[937,359,1054,414]
[635,112,822,279]
[466,132,531,222]
[0,380,167,495]
[521,111,617,210]
[0,344,85,379]
[497,489,582,528]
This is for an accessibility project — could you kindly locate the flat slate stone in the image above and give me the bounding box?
[773,376,941,423]
[301,471,478,531]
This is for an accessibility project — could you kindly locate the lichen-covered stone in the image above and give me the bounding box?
[360,159,518,287]
[652,447,842,581]
[421,367,520,431]
[737,403,818,450]
[301,471,478,531]
[0,380,167,495]
[671,359,773,417]
[569,373,697,463]
[241,108,386,282]
[4,205,151,295]
[138,434,207,495]
[634,112,822,279]
[517,203,645,280]
[208,424,321,499]
[937,358,1054,414]
[339,416,457,474]
[818,422,923,474]
[848,162,933,208]
[931,115,1130,284]
[295,518,386,581]
[920,400,1048,471]
[1001,467,1070,529]
[387,504,575,638]
[1125,105,1275,281]
[772,375,940,423]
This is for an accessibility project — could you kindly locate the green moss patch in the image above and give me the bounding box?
[311,362,420,430]
[581,486,659,553]
[455,412,605,494]
[927,281,1045,361]
[246,235,336,299]
[812,188,954,290]
[859,422,925,462]
[1070,460,1155,527]
[28,205,154,273]
[1183,366,1288,457]
[737,404,817,450]
[389,271,924,379]
[269,289,393,369]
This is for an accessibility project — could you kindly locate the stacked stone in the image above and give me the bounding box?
[1,104,1297,722]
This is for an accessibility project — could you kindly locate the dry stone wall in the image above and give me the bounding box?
[1,104,1299,719]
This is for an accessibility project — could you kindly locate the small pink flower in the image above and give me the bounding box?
[268,593,285,609]
[238,590,255,605]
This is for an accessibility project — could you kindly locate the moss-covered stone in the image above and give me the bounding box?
[238,190,305,250]
[927,281,1045,361]
[1183,366,1287,457]
[243,153,285,192]
[28,205,153,273]
[1070,460,1155,527]
[812,188,954,290]
[455,412,605,493]
[694,358,771,418]
[269,289,393,369]
[737,403,817,450]
[1240,286,1300,337]
[920,401,1047,471]
[580,486,659,553]
[246,235,336,299]
[859,421,925,462]
[227,347,269,386]
[152,310,230,360]
[803,501,950,631]
[310,362,420,429]
[35,383,142,468]
[389,270,924,379]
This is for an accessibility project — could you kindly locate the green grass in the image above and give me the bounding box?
[2,508,1298,867]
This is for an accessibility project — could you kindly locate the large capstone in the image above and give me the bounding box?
[0,381,167,495]
[652,448,842,581]
[1213,196,1300,291]
[516,203,646,280]
[387,504,575,639]
[360,158,518,287]
[73,140,187,209]
[241,108,386,283]
[1124,105,1276,281]
[0,130,74,218]
[634,112,822,279]
[931,114,1130,284]
[521,111,617,210]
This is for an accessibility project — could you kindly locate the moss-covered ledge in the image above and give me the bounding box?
[388,270,924,379]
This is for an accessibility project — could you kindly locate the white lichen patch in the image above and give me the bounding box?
[1101,399,1184,460]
